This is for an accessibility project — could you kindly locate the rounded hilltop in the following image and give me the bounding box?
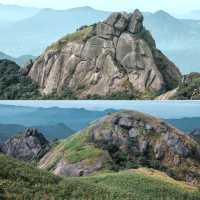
[39,110,200,186]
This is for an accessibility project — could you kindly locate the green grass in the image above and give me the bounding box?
[59,130,103,163]
[47,27,92,52]
[39,130,103,170]
[1,154,200,200]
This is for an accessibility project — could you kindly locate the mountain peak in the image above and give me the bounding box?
[154,10,175,19]
[27,9,181,99]
[39,110,200,185]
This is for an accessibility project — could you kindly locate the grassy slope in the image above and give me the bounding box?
[46,26,92,52]
[0,154,200,200]
[39,129,104,171]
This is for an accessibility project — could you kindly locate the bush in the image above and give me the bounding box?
[175,75,200,100]
[1,154,200,200]
[0,60,40,100]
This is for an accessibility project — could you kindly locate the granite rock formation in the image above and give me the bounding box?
[0,128,50,161]
[28,10,181,98]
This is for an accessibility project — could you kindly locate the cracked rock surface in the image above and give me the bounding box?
[28,9,181,98]
[0,128,50,162]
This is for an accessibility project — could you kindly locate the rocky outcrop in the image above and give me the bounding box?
[156,88,178,100]
[54,154,109,177]
[20,59,34,76]
[0,128,50,161]
[28,9,181,98]
[190,129,200,144]
[39,111,200,185]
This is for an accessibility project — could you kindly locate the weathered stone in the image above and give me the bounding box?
[128,9,144,34]
[118,117,133,128]
[54,155,107,177]
[96,22,117,39]
[139,139,148,154]
[105,12,121,26]
[28,9,181,98]
[20,59,34,76]
[164,133,190,157]
[105,12,129,32]
[154,143,165,160]
[129,128,140,138]
[1,128,50,161]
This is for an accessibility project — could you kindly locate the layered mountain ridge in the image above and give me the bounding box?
[28,10,181,99]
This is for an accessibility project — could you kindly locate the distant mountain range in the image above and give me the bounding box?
[143,10,200,74]
[0,5,199,73]
[0,51,35,66]
[0,6,109,57]
[0,3,39,22]
[0,104,199,142]
[0,104,114,131]
[167,117,200,133]
[0,123,74,142]
[179,10,200,20]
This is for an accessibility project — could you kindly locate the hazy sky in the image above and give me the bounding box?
[0,0,199,14]
[1,100,200,119]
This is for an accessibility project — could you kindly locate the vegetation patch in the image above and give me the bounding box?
[1,154,200,200]
[87,91,139,100]
[41,88,78,100]
[40,130,103,168]
[174,75,200,100]
[47,26,93,52]
[0,60,40,100]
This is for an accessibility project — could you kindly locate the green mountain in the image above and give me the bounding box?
[0,104,113,130]
[0,124,25,142]
[168,117,200,133]
[0,103,200,133]
[39,111,200,188]
[0,51,35,66]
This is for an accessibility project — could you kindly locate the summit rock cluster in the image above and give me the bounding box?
[27,9,181,98]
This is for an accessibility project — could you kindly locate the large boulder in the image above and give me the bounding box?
[0,128,50,161]
[28,9,181,99]
[128,9,144,34]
